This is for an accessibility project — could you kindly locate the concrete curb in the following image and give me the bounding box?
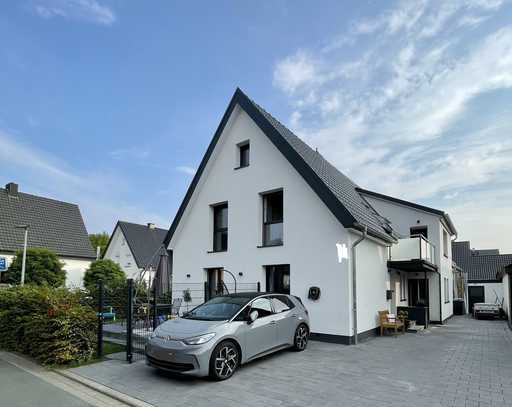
[54,369,155,407]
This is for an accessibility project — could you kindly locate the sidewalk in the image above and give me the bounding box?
[0,351,154,407]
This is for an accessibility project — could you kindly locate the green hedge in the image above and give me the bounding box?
[0,285,97,365]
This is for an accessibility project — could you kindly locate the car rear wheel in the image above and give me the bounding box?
[209,340,239,380]
[293,324,309,351]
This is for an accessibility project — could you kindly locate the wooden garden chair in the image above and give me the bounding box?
[379,310,405,336]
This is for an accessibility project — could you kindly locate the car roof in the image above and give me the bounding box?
[221,292,274,299]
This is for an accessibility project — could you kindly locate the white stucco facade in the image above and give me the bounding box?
[362,195,455,323]
[103,226,141,279]
[502,273,510,323]
[0,251,91,288]
[169,106,392,340]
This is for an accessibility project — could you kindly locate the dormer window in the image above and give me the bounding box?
[238,141,250,168]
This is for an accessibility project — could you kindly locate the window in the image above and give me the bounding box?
[262,190,283,246]
[271,295,295,313]
[444,277,450,303]
[213,203,228,252]
[443,229,449,257]
[250,297,274,318]
[238,142,250,167]
[399,273,407,301]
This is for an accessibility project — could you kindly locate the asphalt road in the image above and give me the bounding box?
[0,359,91,407]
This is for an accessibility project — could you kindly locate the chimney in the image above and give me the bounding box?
[147,223,155,229]
[5,182,18,196]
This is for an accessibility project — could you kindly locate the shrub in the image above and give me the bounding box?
[0,285,97,365]
[83,259,125,292]
[3,248,66,287]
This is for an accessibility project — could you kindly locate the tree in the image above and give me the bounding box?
[88,232,110,258]
[83,259,125,292]
[4,248,66,287]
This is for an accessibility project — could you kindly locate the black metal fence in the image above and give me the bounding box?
[97,279,260,363]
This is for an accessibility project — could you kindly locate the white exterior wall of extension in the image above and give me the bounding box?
[0,251,91,288]
[103,226,141,279]
[169,106,391,337]
[503,274,510,322]
[362,196,455,323]
[468,282,505,305]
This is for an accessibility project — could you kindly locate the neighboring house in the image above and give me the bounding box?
[452,241,512,312]
[498,264,511,327]
[358,189,458,324]
[164,88,458,344]
[0,182,95,287]
[103,221,167,280]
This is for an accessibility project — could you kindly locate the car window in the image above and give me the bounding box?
[183,296,251,321]
[250,297,274,318]
[271,296,295,313]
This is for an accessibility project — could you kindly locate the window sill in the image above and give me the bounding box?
[257,243,283,248]
[234,165,249,170]
[207,250,227,254]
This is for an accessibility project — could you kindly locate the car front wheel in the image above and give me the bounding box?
[209,340,239,380]
[293,324,309,351]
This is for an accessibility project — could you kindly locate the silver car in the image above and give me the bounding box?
[145,292,309,380]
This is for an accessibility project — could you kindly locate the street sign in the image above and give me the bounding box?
[0,257,7,271]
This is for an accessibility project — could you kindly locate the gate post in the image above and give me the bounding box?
[97,280,104,359]
[257,281,261,292]
[152,278,158,330]
[126,278,134,363]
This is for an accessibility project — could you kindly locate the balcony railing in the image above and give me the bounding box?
[389,235,436,264]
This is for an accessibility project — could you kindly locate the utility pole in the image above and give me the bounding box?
[15,225,30,286]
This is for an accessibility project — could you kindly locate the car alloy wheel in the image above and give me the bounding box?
[210,341,239,380]
[294,324,309,351]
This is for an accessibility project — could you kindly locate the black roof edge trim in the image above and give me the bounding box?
[356,187,457,236]
[164,87,374,246]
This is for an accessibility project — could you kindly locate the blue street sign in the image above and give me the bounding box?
[0,257,7,271]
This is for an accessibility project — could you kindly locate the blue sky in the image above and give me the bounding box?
[1,0,511,252]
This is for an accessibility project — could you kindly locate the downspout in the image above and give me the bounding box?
[351,224,367,345]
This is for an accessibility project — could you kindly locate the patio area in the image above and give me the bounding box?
[71,316,512,407]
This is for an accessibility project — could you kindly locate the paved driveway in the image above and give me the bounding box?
[72,316,512,407]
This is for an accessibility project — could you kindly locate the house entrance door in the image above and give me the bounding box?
[206,268,224,300]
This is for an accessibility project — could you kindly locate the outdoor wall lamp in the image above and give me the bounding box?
[186,274,191,278]
[238,272,243,276]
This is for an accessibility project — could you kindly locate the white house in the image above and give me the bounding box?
[103,221,168,281]
[358,189,458,324]
[164,89,458,343]
[0,182,96,287]
[453,241,512,312]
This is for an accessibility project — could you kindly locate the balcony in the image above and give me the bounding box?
[388,235,437,273]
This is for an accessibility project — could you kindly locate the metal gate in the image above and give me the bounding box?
[97,279,260,363]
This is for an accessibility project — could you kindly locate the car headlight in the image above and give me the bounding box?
[182,333,216,345]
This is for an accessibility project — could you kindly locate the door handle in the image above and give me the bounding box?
[270,320,277,325]
[291,314,298,318]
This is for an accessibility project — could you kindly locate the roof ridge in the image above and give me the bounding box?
[0,188,80,207]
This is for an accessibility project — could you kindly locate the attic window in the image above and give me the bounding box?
[238,141,250,168]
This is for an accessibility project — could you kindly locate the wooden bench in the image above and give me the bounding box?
[379,310,405,336]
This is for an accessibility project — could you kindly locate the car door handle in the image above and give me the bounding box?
[270,320,277,325]
[291,314,298,318]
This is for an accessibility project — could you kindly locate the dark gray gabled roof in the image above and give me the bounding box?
[164,88,395,246]
[114,221,168,269]
[0,184,95,259]
[452,241,512,282]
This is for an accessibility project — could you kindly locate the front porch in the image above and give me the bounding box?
[388,235,440,327]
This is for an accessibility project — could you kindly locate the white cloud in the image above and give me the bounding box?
[273,0,512,251]
[0,130,167,233]
[176,166,196,176]
[31,0,116,25]
[273,51,317,94]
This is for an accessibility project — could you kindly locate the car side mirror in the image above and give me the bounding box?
[248,310,258,324]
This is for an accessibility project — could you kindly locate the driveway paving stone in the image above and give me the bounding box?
[72,316,512,407]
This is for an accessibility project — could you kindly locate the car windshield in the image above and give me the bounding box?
[183,296,251,321]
